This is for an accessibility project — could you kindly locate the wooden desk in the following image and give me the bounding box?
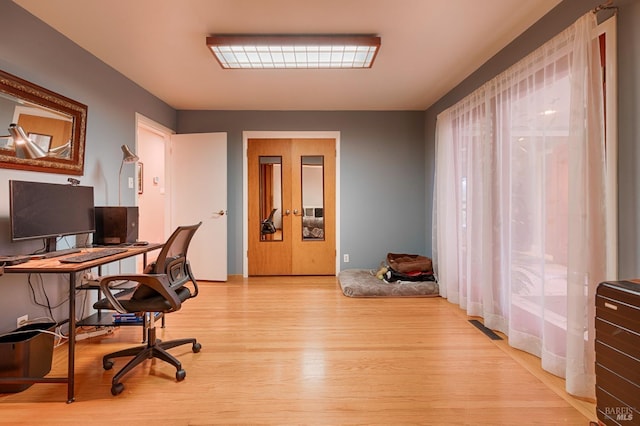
[0,243,162,403]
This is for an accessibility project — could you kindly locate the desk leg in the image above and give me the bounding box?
[67,273,76,403]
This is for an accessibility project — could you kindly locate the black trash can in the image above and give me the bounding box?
[0,322,56,393]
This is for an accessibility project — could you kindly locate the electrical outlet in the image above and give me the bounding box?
[343,254,350,263]
[17,314,28,328]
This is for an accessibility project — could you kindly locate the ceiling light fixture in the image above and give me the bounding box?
[206,35,381,69]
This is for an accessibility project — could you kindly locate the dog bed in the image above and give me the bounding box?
[338,269,439,298]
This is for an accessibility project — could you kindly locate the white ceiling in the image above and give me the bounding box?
[14,0,562,111]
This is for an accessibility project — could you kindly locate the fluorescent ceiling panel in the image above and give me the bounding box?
[206,35,381,69]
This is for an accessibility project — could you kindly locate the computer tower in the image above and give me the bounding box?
[94,206,139,245]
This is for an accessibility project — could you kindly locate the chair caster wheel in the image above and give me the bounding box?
[111,383,124,395]
[103,360,114,370]
[192,342,202,353]
[176,369,186,381]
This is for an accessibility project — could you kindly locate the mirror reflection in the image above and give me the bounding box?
[0,70,87,175]
[0,93,73,159]
[301,156,324,240]
[259,156,283,241]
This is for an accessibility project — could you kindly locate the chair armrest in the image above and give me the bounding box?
[185,261,199,298]
[98,274,182,314]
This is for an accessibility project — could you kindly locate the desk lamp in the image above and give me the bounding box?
[118,144,139,206]
[2,123,47,159]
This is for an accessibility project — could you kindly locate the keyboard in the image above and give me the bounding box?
[0,255,31,266]
[59,248,128,263]
[37,248,81,259]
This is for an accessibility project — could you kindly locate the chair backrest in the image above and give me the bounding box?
[146,222,202,288]
[261,208,278,235]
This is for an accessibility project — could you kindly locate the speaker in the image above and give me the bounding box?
[94,207,139,245]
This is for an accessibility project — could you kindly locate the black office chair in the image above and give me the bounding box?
[260,208,278,235]
[93,222,202,396]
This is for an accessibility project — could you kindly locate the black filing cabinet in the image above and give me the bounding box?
[595,280,640,425]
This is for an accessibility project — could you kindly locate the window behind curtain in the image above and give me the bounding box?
[433,13,614,398]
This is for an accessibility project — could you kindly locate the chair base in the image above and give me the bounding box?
[103,325,201,395]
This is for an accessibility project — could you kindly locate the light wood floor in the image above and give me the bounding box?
[0,276,597,425]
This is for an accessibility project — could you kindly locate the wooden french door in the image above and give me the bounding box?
[248,138,336,275]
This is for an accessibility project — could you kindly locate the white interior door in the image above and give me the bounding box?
[170,132,227,281]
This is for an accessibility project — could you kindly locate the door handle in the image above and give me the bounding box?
[293,209,303,216]
[216,210,226,216]
[284,209,291,216]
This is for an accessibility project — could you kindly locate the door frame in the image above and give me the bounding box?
[242,131,341,277]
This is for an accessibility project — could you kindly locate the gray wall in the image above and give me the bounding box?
[177,110,427,274]
[615,0,640,279]
[0,0,175,333]
[425,0,640,279]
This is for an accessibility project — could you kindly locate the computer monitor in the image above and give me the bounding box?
[9,180,95,251]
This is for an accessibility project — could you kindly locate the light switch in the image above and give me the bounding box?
[128,177,134,188]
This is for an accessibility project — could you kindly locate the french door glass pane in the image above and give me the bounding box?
[301,155,324,240]
[259,156,282,241]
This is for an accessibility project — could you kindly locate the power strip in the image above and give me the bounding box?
[75,327,114,341]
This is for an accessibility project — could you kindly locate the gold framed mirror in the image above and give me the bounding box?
[0,69,87,175]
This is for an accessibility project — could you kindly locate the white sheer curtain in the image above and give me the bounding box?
[432,13,606,398]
